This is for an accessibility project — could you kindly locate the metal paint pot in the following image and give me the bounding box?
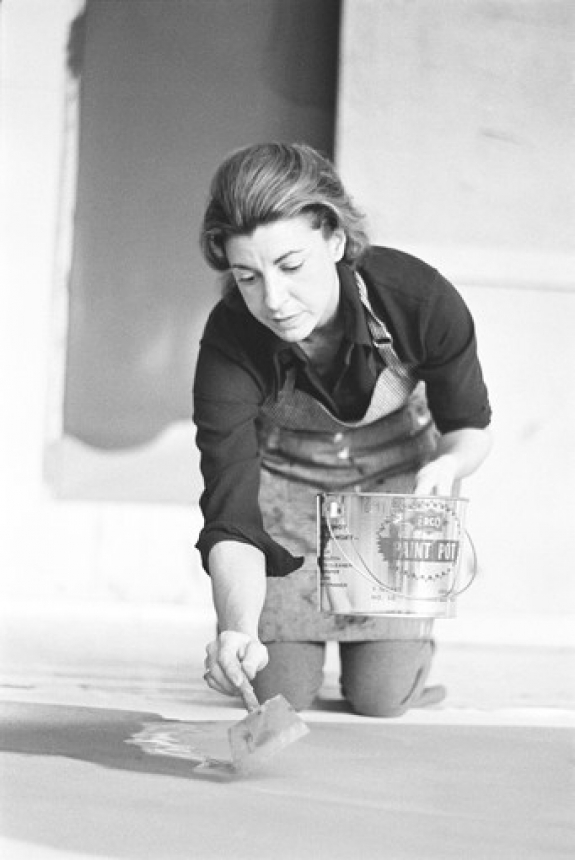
[317,493,476,618]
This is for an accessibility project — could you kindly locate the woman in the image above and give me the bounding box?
[194,142,492,716]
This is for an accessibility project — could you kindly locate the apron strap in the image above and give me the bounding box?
[355,273,394,347]
[355,272,415,384]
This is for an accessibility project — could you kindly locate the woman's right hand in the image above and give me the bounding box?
[203,630,269,697]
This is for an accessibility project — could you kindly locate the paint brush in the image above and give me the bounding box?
[228,676,310,772]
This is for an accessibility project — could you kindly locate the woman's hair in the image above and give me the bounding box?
[200,142,369,270]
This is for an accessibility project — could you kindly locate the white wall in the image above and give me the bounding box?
[336,0,575,637]
[0,0,212,616]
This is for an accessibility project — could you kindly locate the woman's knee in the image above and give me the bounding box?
[251,641,325,711]
[340,639,435,718]
[344,685,414,718]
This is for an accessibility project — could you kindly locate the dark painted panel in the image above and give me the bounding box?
[64,0,340,448]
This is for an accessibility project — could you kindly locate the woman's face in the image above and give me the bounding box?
[225,214,345,342]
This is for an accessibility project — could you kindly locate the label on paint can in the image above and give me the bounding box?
[318,493,470,618]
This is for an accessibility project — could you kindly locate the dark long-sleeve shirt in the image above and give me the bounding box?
[193,246,491,575]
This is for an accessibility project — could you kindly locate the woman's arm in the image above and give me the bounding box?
[414,426,492,496]
[203,540,270,697]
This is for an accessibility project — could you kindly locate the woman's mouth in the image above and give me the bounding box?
[271,313,301,328]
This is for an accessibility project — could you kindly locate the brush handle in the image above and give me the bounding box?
[238,676,260,713]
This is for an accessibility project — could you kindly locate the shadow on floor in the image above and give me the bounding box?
[0,701,237,782]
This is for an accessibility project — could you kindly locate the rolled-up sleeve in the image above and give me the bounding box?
[193,312,303,577]
[417,274,492,434]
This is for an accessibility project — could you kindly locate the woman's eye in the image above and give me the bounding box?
[236,273,257,285]
[281,262,302,273]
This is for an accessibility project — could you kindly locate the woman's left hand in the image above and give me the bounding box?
[413,454,457,496]
[414,427,493,495]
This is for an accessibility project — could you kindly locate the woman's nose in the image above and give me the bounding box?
[262,274,287,311]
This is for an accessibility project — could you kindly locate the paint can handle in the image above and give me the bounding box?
[448,529,478,597]
[323,500,478,603]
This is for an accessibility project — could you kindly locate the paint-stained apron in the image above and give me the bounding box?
[257,275,439,642]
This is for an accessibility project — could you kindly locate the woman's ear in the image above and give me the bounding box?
[330,227,347,262]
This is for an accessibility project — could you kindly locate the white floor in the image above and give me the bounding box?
[0,604,574,860]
